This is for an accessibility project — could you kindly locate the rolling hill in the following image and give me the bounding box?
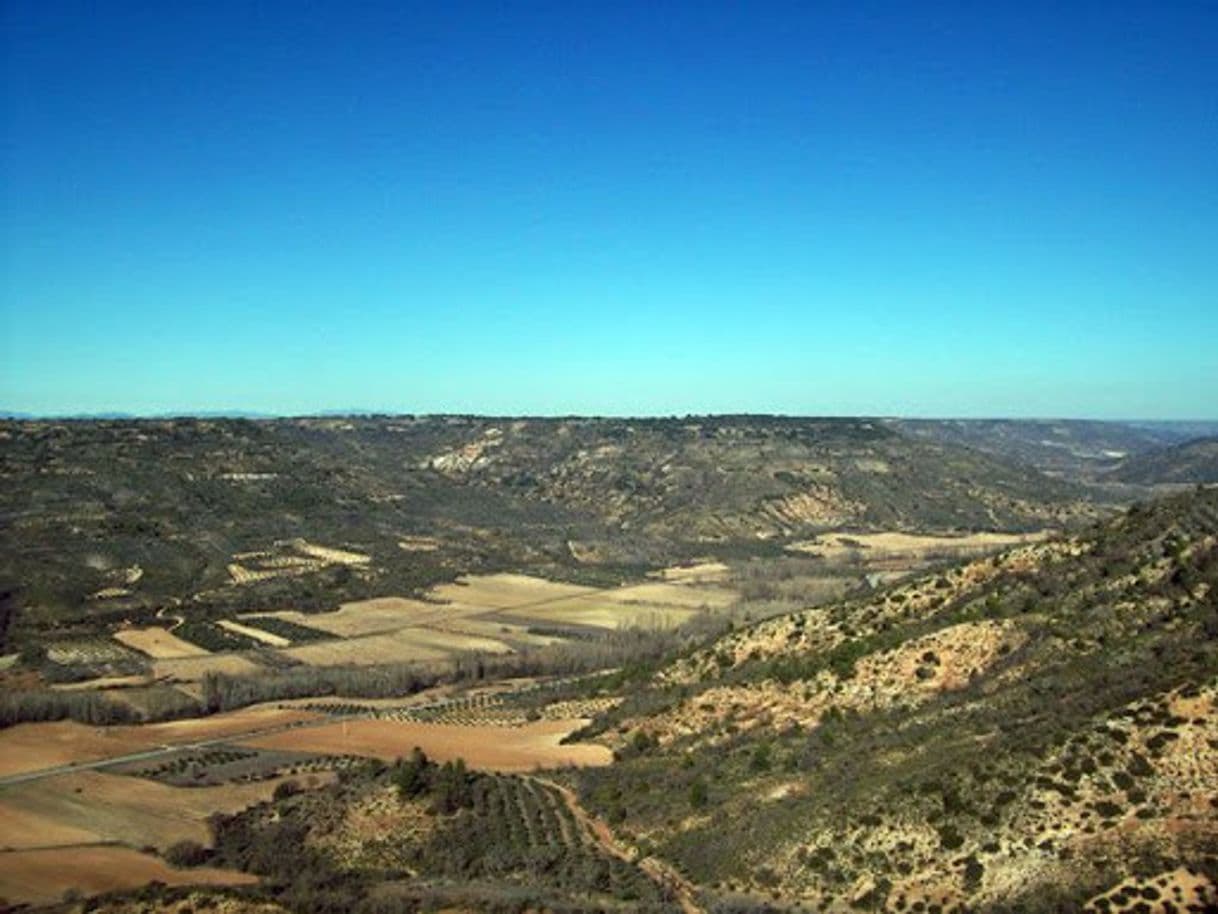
[0,416,1100,647]
[1108,437,1218,486]
[565,486,1218,912]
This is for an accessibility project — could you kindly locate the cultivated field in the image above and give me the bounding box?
[0,800,99,848]
[0,769,312,850]
[261,595,474,638]
[258,573,738,659]
[114,626,209,659]
[151,653,264,683]
[431,573,597,609]
[0,704,322,779]
[496,579,733,630]
[283,625,513,667]
[238,718,612,772]
[655,560,730,582]
[785,529,1048,561]
[0,846,257,906]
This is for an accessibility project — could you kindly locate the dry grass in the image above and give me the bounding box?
[0,846,257,905]
[114,627,209,659]
[239,718,612,772]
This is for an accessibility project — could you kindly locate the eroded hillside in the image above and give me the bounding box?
[569,487,1218,912]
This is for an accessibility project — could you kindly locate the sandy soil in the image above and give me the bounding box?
[238,718,612,772]
[0,846,258,905]
[217,619,290,647]
[113,627,208,659]
[0,704,322,778]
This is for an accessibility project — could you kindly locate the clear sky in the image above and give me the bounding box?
[2,1,1215,418]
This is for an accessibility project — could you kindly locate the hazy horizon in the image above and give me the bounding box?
[3,1,1216,419]
[4,408,1218,426]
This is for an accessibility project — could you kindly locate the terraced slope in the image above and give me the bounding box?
[207,754,680,913]
[570,486,1218,913]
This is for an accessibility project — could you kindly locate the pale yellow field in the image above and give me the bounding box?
[0,846,257,905]
[260,596,476,638]
[427,617,562,647]
[283,625,513,667]
[656,561,730,583]
[114,627,208,659]
[295,541,370,565]
[599,581,736,608]
[51,674,152,692]
[239,718,612,772]
[260,574,736,647]
[425,574,736,631]
[431,573,597,609]
[786,529,1048,560]
[152,653,265,683]
[495,580,734,630]
[398,535,440,551]
[507,599,697,630]
[217,619,290,647]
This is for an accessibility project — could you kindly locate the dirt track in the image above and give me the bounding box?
[536,777,705,914]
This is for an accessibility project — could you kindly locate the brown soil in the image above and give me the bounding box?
[0,846,257,905]
[238,718,612,772]
[0,704,322,778]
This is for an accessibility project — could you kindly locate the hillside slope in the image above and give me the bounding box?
[1108,438,1218,485]
[0,416,1097,641]
[418,416,1097,537]
[570,487,1218,912]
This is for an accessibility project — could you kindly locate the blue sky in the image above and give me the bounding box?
[2,1,1215,418]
